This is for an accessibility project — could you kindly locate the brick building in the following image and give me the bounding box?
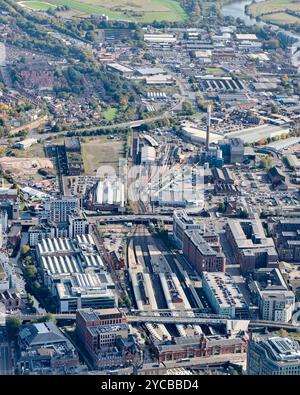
[155,334,247,363]
[76,308,141,370]
[182,230,226,273]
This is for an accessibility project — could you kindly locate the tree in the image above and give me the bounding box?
[120,96,129,107]
[27,293,34,307]
[259,156,273,169]
[182,100,194,115]
[240,210,249,219]
[123,294,131,308]
[218,203,225,213]
[271,104,279,114]
[281,74,289,86]
[119,294,131,308]
[34,314,56,324]
[21,244,30,256]
[24,255,34,266]
[24,265,37,279]
[6,316,21,339]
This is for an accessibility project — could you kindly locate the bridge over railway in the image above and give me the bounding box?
[87,214,173,224]
[5,309,300,331]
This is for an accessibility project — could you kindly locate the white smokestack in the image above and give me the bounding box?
[206,104,211,152]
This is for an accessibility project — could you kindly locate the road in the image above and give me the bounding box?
[10,232,28,266]
[87,214,173,224]
[9,115,48,136]
[0,328,13,375]
[26,63,186,143]
[91,224,125,299]
[0,343,12,374]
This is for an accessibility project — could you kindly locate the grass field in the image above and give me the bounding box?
[81,137,124,175]
[18,0,187,22]
[262,11,300,24]
[103,107,118,121]
[249,0,300,25]
[205,67,224,75]
[19,1,56,10]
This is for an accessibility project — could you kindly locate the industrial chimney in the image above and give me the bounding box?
[205,104,211,152]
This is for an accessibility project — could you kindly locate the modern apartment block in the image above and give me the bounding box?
[247,335,300,375]
[42,197,79,223]
[249,268,295,322]
[68,214,89,239]
[29,214,89,246]
[173,210,204,248]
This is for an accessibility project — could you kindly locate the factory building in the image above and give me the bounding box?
[36,234,116,312]
[144,33,177,44]
[141,146,156,164]
[247,335,300,375]
[85,178,126,213]
[219,137,245,164]
[107,63,133,77]
[181,122,223,145]
[226,124,289,145]
[285,154,300,171]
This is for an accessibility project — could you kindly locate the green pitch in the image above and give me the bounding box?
[19,1,56,10]
[19,0,187,22]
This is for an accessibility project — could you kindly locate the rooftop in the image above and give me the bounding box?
[203,271,247,309]
[255,336,300,363]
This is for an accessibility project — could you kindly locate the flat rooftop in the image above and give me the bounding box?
[260,336,300,363]
[185,230,223,258]
[227,218,275,250]
[226,125,289,144]
[203,271,247,309]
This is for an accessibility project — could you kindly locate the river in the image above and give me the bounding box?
[221,0,266,27]
[220,0,300,45]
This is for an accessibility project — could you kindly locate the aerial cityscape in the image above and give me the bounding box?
[1,0,300,379]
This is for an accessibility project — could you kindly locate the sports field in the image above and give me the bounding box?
[249,0,300,25]
[18,0,187,22]
[19,1,56,10]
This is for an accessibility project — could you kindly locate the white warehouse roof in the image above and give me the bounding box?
[141,146,156,163]
[181,123,223,145]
